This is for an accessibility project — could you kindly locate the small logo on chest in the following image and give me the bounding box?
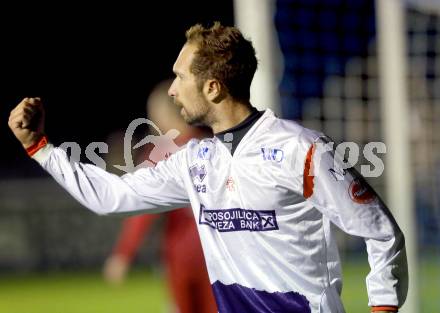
[190,164,207,193]
[189,164,207,182]
[226,176,235,191]
[261,148,284,163]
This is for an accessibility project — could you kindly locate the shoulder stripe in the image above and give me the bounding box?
[303,144,315,199]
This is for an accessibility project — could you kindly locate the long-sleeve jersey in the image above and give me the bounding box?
[32,109,407,312]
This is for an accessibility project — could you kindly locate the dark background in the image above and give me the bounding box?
[1,0,438,251]
[0,1,234,178]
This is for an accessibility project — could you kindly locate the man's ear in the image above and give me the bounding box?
[203,79,223,102]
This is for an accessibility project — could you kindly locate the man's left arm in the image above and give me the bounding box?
[301,137,408,312]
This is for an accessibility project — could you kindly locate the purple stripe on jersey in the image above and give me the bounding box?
[212,280,310,313]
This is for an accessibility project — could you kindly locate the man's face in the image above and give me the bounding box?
[168,43,210,126]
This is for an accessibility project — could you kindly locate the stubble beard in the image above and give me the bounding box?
[182,106,207,126]
[179,96,210,127]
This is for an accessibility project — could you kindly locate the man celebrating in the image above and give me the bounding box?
[8,22,407,313]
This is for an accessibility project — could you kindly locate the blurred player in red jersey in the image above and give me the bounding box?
[103,80,217,313]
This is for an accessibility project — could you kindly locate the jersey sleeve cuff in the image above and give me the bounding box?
[31,142,55,164]
[26,135,48,157]
[371,306,398,312]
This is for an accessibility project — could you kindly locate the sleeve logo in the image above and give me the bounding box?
[348,178,377,204]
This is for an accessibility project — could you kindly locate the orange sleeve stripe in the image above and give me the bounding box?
[26,135,48,157]
[303,144,315,198]
[371,306,398,312]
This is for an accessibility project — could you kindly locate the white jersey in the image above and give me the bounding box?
[32,109,407,312]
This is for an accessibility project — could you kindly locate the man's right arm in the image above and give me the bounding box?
[33,143,190,215]
[8,98,190,215]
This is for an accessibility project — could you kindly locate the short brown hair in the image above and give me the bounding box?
[185,21,258,102]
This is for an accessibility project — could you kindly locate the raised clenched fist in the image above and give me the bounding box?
[8,97,45,149]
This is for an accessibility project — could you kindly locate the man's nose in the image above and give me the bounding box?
[168,82,176,97]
